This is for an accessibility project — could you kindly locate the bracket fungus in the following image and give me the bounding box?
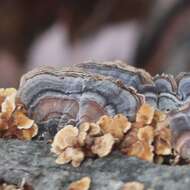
[51,114,133,167]
[168,103,190,161]
[17,66,144,140]
[77,61,190,112]
[0,88,38,140]
[9,61,190,166]
[120,103,172,163]
[154,72,190,111]
[77,61,153,90]
[97,114,131,140]
[50,103,174,167]
[153,74,177,94]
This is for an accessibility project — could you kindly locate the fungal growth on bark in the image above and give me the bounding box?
[7,61,190,167]
[176,73,190,101]
[50,103,174,167]
[17,66,144,140]
[77,61,153,90]
[168,103,190,162]
[0,88,38,140]
[77,61,190,112]
[153,74,177,94]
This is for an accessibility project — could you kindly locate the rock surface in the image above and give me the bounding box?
[0,139,190,190]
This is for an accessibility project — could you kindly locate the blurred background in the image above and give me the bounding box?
[0,0,189,87]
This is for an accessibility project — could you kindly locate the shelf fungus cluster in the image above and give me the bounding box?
[0,88,38,140]
[17,66,143,140]
[15,61,190,165]
[120,104,172,163]
[168,103,190,162]
[77,61,190,112]
[51,114,131,167]
[51,103,174,167]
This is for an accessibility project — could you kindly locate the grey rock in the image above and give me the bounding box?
[0,139,190,190]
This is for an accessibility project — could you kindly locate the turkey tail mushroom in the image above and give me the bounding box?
[168,103,190,161]
[17,66,144,140]
[77,61,153,90]
[77,61,186,111]
[158,72,190,112]
[153,74,177,94]
[176,73,190,101]
[77,61,161,108]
